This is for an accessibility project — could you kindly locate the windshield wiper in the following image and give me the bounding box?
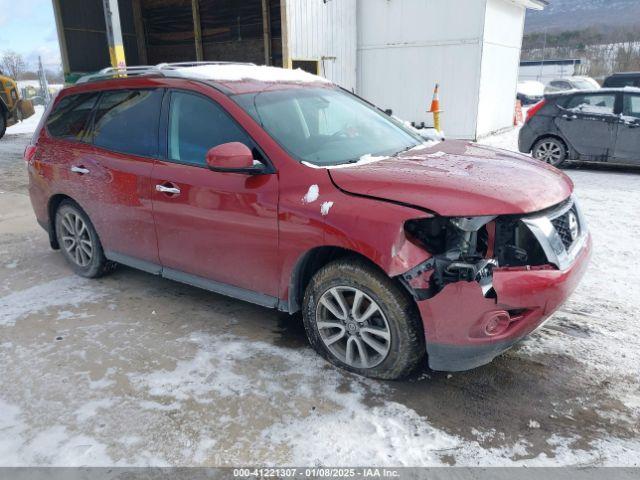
[392,144,418,157]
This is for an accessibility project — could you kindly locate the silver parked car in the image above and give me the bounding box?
[544,76,600,95]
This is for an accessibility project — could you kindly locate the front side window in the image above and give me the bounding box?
[566,94,616,115]
[168,91,257,166]
[46,92,100,140]
[91,89,163,157]
[233,87,423,166]
[623,94,640,119]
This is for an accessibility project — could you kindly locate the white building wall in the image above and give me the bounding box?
[284,0,357,91]
[356,0,487,139]
[476,0,527,137]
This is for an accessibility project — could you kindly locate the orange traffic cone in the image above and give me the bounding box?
[429,83,442,132]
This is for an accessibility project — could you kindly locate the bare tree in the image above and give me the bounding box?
[0,51,27,79]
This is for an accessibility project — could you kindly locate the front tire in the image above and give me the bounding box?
[532,137,567,168]
[302,258,425,380]
[54,201,115,278]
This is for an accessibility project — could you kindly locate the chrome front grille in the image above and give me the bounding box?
[521,196,588,271]
[550,206,580,250]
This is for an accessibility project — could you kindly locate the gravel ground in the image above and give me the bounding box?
[0,130,639,466]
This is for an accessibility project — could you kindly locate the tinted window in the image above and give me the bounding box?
[605,76,638,87]
[46,93,99,140]
[623,94,640,119]
[91,89,163,157]
[168,91,257,166]
[566,93,616,115]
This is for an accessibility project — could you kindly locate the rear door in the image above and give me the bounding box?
[84,88,164,268]
[151,90,279,298]
[612,92,640,165]
[555,92,618,161]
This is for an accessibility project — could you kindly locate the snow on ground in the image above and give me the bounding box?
[0,122,639,467]
[5,105,45,136]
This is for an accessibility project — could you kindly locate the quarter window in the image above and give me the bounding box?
[566,94,616,115]
[168,91,257,166]
[91,89,163,157]
[46,93,100,140]
[623,95,640,119]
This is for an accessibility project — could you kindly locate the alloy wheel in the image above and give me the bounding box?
[59,212,93,267]
[535,141,563,165]
[316,286,391,369]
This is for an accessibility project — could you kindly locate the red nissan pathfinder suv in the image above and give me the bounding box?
[26,63,591,379]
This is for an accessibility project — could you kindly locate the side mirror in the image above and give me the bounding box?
[206,142,264,174]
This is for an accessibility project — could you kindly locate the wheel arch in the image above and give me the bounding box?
[285,246,410,314]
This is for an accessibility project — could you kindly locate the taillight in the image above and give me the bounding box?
[24,144,37,164]
[525,99,546,123]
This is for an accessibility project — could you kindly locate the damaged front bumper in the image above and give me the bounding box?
[400,197,592,372]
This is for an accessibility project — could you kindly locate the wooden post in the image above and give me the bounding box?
[280,0,290,68]
[261,0,272,66]
[191,0,204,61]
[132,0,148,64]
[102,0,127,71]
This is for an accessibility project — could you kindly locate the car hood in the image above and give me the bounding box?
[328,140,573,216]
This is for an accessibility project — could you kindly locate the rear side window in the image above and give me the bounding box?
[46,92,99,140]
[90,89,163,157]
[566,94,616,115]
[167,91,256,166]
[623,94,640,119]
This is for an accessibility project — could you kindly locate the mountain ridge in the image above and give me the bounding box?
[525,0,640,33]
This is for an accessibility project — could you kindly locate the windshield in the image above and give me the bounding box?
[233,87,423,166]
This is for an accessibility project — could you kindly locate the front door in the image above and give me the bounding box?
[555,92,618,161]
[613,93,640,165]
[151,90,279,299]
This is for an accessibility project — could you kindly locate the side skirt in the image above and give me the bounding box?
[105,251,284,311]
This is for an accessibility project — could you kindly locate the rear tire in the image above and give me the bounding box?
[54,201,116,278]
[302,258,425,380]
[0,112,6,139]
[532,137,567,168]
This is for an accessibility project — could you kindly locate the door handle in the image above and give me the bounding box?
[71,166,90,175]
[155,184,181,195]
[561,114,578,121]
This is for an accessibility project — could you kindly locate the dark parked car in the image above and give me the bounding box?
[519,88,640,167]
[603,72,640,88]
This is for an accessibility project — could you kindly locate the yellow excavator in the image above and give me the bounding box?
[0,72,35,139]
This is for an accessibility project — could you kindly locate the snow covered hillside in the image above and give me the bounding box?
[525,0,640,33]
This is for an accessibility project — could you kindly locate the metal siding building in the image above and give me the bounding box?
[284,0,357,91]
[52,0,544,139]
[357,0,545,139]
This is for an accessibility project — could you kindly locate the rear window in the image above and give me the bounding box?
[46,92,100,140]
[90,89,163,157]
[604,77,638,88]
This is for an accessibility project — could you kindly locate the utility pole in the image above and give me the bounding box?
[102,0,127,71]
[37,56,51,106]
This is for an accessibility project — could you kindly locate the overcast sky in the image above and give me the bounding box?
[0,0,61,70]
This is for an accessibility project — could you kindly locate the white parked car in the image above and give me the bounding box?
[517,81,545,105]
